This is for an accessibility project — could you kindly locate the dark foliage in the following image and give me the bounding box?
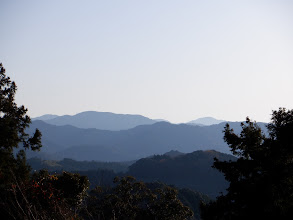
[0,64,90,219]
[0,63,43,218]
[83,176,193,220]
[0,63,42,183]
[128,150,236,198]
[177,188,211,220]
[28,157,132,173]
[201,108,293,220]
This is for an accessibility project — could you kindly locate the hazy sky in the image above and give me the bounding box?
[1,0,293,123]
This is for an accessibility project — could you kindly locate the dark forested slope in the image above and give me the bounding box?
[128,150,236,198]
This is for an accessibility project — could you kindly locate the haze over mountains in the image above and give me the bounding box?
[27,111,268,162]
[33,114,59,121]
[32,111,158,131]
[32,111,226,130]
[27,110,268,207]
[188,117,226,126]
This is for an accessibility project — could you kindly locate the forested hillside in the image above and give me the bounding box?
[29,149,236,198]
[28,157,133,173]
[128,150,236,198]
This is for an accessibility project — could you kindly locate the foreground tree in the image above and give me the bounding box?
[0,63,42,193]
[0,63,90,219]
[85,176,193,220]
[201,108,293,220]
[0,63,42,184]
[0,63,43,218]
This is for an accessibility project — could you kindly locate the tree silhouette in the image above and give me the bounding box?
[0,63,91,219]
[201,108,293,220]
[0,63,43,218]
[0,63,42,184]
[85,176,194,220]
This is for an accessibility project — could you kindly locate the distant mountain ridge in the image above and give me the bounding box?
[33,111,158,131]
[26,119,268,162]
[188,117,226,126]
[33,112,226,130]
[32,114,59,121]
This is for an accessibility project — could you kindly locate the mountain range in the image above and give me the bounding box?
[32,111,158,131]
[26,111,268,218]
[26,118,267,162]
[32,111,226,131]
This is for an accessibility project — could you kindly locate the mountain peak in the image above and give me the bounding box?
[188,117,226,126]
[164,150,185,158]
[32,111,157,131]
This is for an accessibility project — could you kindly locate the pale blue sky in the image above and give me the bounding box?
[1,0,293,123]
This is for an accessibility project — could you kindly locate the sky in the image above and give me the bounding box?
[1,0,293,123]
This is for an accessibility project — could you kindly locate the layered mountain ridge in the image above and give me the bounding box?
[27,118,267,162]
[33,111,158,131]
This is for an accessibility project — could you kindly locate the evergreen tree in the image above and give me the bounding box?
[0,63,43,218]
[0,63,42,185]
[0,63,91,219]
[201,108,293,220]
